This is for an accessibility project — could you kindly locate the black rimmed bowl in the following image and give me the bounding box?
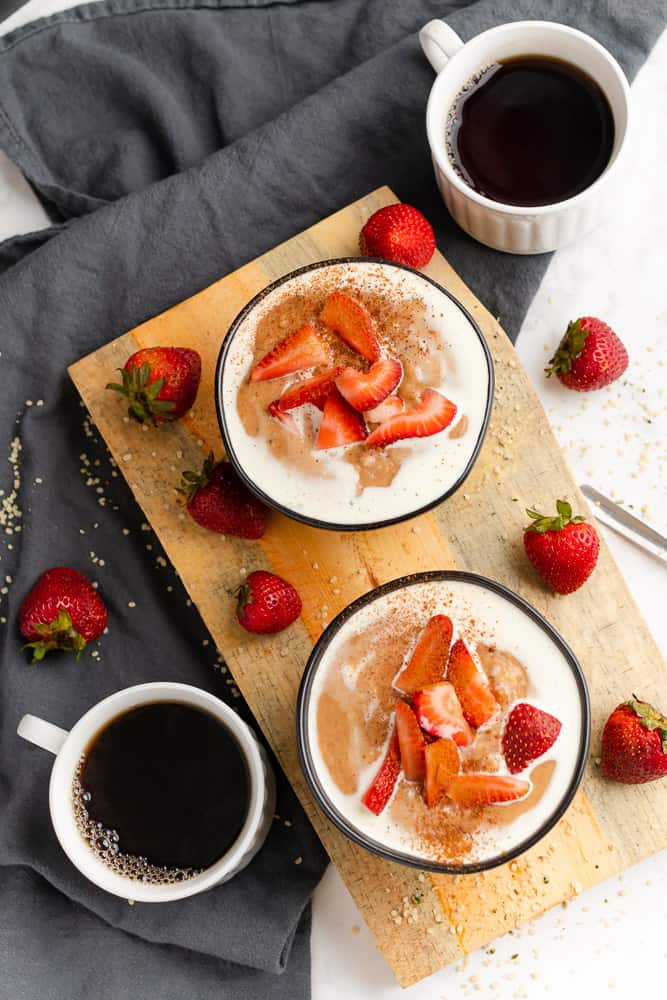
[296,571,590,875]
[215,258,493,532]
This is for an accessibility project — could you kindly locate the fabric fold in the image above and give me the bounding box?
[0,866,313,999]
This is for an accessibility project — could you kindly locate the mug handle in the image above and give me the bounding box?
[419,19,464,74]
[18,714,68,755]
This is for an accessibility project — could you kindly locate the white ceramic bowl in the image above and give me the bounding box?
[216,258,493,532]
[297,571,590,873]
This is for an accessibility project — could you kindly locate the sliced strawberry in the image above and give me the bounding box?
[424,738,460,807]
[395,615,453,696]
[447,639,499,729]
[268,400,299,434]
[250,324,331,383]
[336,358,403,412]
[367,395,405,423]
[362,730,401,815]
[276,367,343,411]
[316,391,367,450]
[413,682,472,747]
[446,774,530,808]
[320,292,381,363]
[366,389,457,447]
[395,701,426,782]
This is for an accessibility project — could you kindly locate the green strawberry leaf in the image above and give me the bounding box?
[128,401,152,424]
[137,362,151,389]
[556,499,572,520]
[23,610,87,663]
[627,697,667,754]
[105,360,177,424]
[545,319,590,377]
[524,500,586,534]
[33,610,73,635]
[178,452,216,499]
[144,381,162,400]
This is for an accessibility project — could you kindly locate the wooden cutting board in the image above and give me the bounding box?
[69,186,666,988]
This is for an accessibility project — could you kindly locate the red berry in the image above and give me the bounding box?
[502,703,562,774]
[366,389,456,447]
[446,773,530,808]
[412,682,472,747]
[394,614,452,696]
[359,204,436,269]
[424,738,460,807]
[395,701,426,783]
[320,292,381,363]
[601,698,667,784]
[362,729,401,815]
[276,367,343,412]
[236,570,302,634]
[19,567,107,662]
[367,395,405,424]
[335,358,403,412]
[523,499,599,594]
[250,324,331,383]
[181,454,266,539]
[107,347,201,423]
[546,317,628,391]
[447,639,499,729]
[316,391,367,450]
[268,400,299,435]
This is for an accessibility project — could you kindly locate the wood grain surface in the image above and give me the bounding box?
[69,187,666,988]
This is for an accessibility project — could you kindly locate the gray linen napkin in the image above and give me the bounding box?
[0,2,663,999]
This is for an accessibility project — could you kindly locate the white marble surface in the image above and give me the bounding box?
[1,3,666,996]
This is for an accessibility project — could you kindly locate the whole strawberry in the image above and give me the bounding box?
[523,499,599,594]
[180,453,266,539]
[107,347,201,424]
[546,317,628,391]
[601,697,667,784]
[502,703,562,773]
[236,570,302,634]
[359,204,436,269]
[19,567,107,662]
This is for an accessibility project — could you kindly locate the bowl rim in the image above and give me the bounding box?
[214,257,494,532]
[296,570,591,875]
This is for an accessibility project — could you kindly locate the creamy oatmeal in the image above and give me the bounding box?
[220,262,491,527]
[305,577,586,867]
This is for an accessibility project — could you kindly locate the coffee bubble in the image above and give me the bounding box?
[72,758,201,886]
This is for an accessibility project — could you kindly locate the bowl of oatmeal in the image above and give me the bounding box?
[215,259,493,531]
[296,571,590,873]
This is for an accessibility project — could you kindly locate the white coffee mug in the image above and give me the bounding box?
[420,19,632,254]
[17,682,276,902]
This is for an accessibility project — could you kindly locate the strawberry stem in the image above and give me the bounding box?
[524,499,585,534]
[235,581,254,614]
[178,452,215,499]
[23,610,87,663]
[545,319,589,377]
[627,696,667,754]
[106,362,175,425]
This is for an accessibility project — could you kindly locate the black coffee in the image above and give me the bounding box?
[448,55,614,208]
[73,702,250,884]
